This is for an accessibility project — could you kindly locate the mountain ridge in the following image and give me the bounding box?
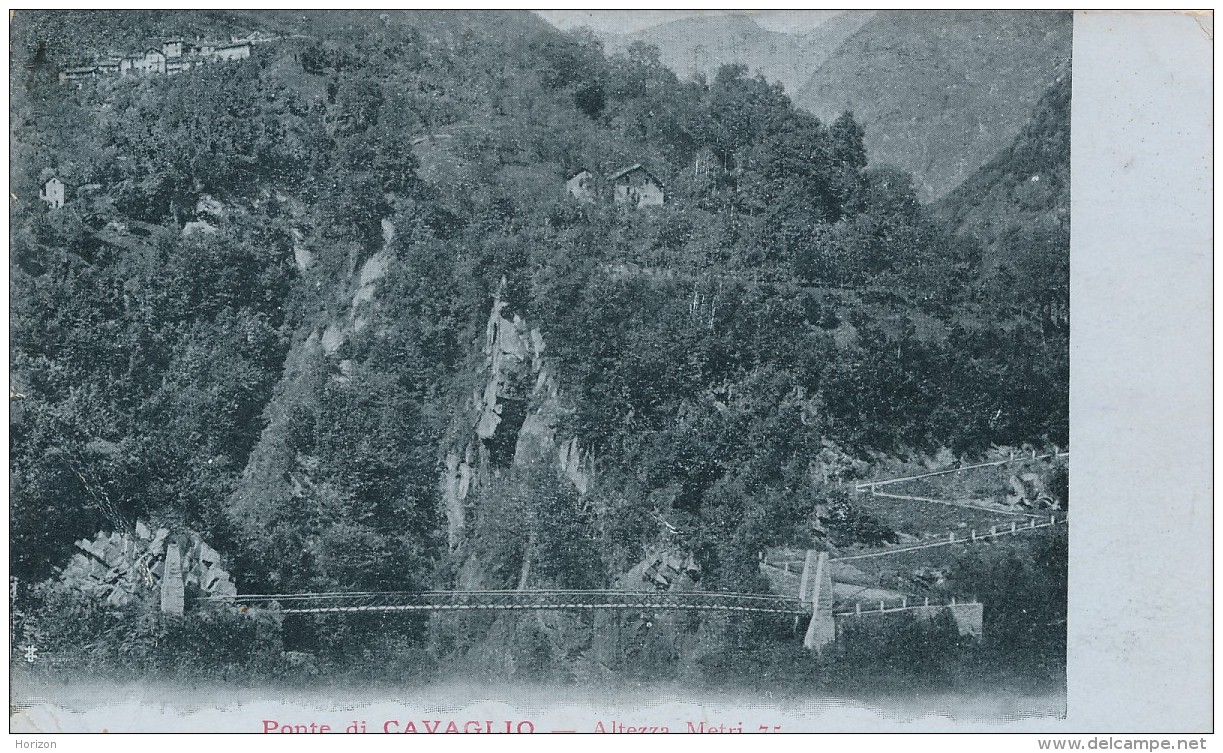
[795,10,1072,202]
[599,11,873,97]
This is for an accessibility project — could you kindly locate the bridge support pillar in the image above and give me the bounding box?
[161,543,184,616]
[800,551,835,654]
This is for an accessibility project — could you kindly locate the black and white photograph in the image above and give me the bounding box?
[5,8,1211,736]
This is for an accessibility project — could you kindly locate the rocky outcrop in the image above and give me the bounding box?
[58,521,237,608]
[620,548,701,591]
[440,279,594,550]
[441,444,477,550]
[231,217,398,522]
[475,292,533,454]
[1006,471,1059,510]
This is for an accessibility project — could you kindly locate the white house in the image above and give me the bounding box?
[610,164,665,208]
[131,48,167,75]
[564,169,597,203]
[39,177,65,210]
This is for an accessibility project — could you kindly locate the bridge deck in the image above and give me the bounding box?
[223,589,810,616]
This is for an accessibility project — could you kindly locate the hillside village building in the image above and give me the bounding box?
[610,164,665,207]
[213,42,253,61]
[59,36,255,84]
[564,169,597,203]
[58,66,101,83]
[128,49,167,75]
[564,164,665,208]
[39,177,65,210]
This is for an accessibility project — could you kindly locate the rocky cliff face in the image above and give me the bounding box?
[225,215,405,589]
[441,278,593,552]
[230,212,594,592]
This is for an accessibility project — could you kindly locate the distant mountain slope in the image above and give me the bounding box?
[796,10,1071,202]
[936,67,1069,378]
[603,11,872,96]
[939,66,1071,267]
[798,10,875,64]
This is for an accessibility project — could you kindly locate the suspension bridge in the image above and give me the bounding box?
[225,589,809,616]
[203,452,1065,653]
[215,565,981,655]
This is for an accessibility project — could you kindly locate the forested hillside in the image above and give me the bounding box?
[940,67,1071,261]
[938,67,1070,345]
[10,10,1068,687]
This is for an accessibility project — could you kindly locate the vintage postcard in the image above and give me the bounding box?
[6,9,1212,737]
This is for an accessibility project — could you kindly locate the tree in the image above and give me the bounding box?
[830,111,867,169]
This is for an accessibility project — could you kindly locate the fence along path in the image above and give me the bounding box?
[829,450,1070,562]
[853,450,1070,493]
[834,595,979,618]
[830,515,1061,562]
[866,488,1040,518]
[762,514,1060,569]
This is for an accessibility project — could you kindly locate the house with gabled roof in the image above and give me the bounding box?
[39,176,65,210]
[609,164,664,208]
[564,169,597,204]
[128,48,167,75]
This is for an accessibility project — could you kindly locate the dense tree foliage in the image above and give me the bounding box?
[10,11,1067,687]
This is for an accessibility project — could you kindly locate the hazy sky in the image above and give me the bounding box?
[533,10,844,37]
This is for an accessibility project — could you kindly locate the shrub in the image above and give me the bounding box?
[819,610,983,691]
[22,579,288,681]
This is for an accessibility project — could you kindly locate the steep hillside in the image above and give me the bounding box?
[796,10,1071,201]
[799,10,876,62]
[938,66,1070,262]
[939,68,1070,341]
[602,11,872,95]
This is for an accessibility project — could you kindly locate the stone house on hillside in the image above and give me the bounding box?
[60,37,254,84]
[610,164,665,208]
[39,177,65,209]
[564,169,596,203]
[124,48,167,75]
[564,164,666,208]
[58,66,99,83]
